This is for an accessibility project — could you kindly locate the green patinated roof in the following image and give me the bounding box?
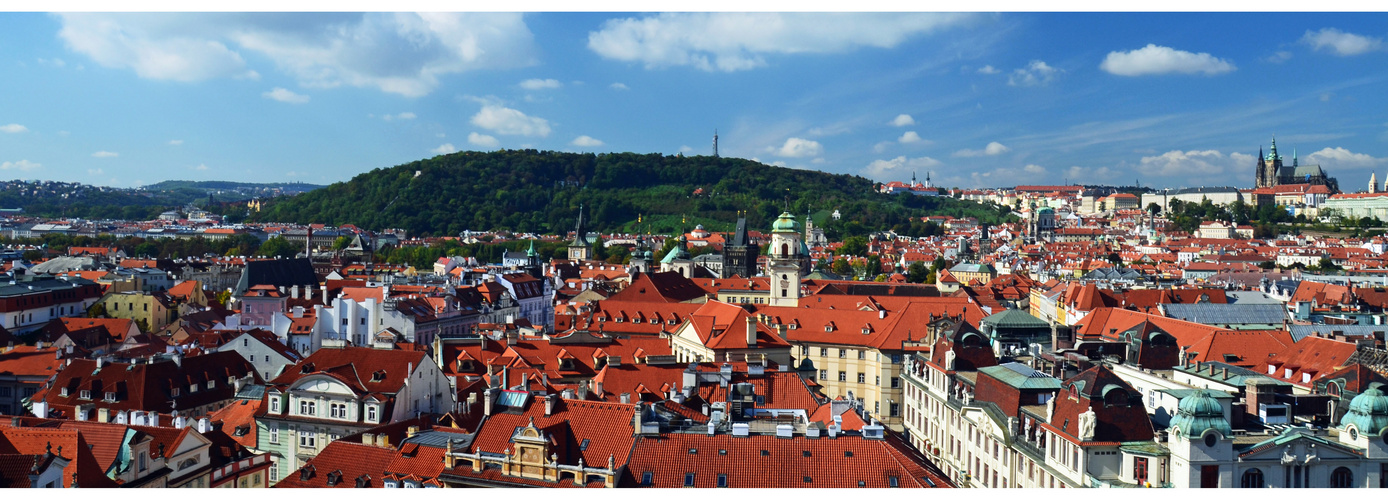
[978,362,1062,390]
[1169,390,1232,439]
[980,308,1050,329]
[1341,385,1388,436]
[771,212,799,232]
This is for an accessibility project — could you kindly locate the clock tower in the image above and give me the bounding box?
[768,212,805,307]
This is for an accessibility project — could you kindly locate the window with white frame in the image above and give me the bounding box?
[270,396,281,413]
[329,402,348,419]
[269,424,280,444]
[366,405,378,422]
[298,429,316,448]
[300,400,317,416]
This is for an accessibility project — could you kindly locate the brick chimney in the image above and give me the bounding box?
[746,316,757,347]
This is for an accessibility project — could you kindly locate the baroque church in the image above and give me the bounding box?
[1255,136,1338,191]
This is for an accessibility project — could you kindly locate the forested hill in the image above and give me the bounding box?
[253,150,1014,238]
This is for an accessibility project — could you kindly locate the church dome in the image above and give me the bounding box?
[771,212,800,232]
[1341,385,1388,436]
[1169,390,1231,439]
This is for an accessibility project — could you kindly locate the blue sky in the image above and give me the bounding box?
[2,12,1388,190]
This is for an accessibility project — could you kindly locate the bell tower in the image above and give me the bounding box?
[768,212,804,307]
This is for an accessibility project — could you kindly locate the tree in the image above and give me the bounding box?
[332,236,352,250]
[591,233,609,261]
[1106,252,1123,267]
[1258,260,1276,270]
[87,302,107,318]
[906,261,929,283]
[830,258,852,276]
[257,236,299,258]
[836,236,869,257]
[1146,202,1162,217]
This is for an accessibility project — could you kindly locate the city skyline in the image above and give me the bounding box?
[2,12,1387,190]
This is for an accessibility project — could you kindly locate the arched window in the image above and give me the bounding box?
[1330,467,1354,488]
[781,243,789,256]
[1326,382,1342,398]
[1241,468,1264,488]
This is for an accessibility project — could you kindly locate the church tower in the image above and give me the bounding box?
[1255,147,1268,188]
[566,205,591,261]
[1372,172,1380,194]
[768,212,805,307]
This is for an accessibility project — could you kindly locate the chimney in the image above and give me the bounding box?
[776,324,787,341]
[196,417,210,433]
[746,316,757,347]
[544,394,556,416]
[406,426,419,438]
[483,388,496,416]
[97,408,109,423]
[879,309,886,319]
[619,393,630,404]
[291,286,299,299]
[1222,367,1229,380]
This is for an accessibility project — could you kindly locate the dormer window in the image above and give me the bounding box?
[79,390,91,400]
[206,380,215,390]
[371,370,386,382]
[789,324,797,330]
[171,387,181,397]
[366,405,378,423]
[270,396,281,413]
[104,392,117,402]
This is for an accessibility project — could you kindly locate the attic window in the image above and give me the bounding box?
[79,390,91,400]
[104,392,117,402]
[684,473,695,487]
[718,449,727,455]
[650,318,658,324]
[802,451,812,457]
[859,481,867,487]
[844,451,853,457]
[889,476,900,488]
[615,317,624,323]
[688,448,697,454]
[641,472,652,486]
[580,439,590,451]
[760,450,769,456]
[788,324,797,330]
[372,370,387,382]
[803,476,813,484]
[717,474,728,488]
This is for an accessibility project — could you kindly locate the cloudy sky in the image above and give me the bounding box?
[2,12,1387,190]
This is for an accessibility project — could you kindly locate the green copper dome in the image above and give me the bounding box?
[1341,385,1388,436]
[1169,390,1232,439]
[771,212,800,232]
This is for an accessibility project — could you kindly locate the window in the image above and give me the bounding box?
[760,450,770,456]
[342,318,348,326]
[1241,468,1263,488]
[890,403,900,417]
[888,476,900,488]
[858,350,865,360]
[891,377,901,389]
[684,473,695,487]
[270,396,281,413]
[269,424,280,444]
[1331,467,1353,488]
[79,390,91,400]
[820,347,828,357]
[838,349,846,358]
[329,403,348,419]
[1134,457,1148,483]
[839,371,847,382]
[876,376,881,385]
[819,370,827,380]
[172,387,180,397]
[300,400,317,416]
[641,471,653,486]
[360,317,366,325]
[139,452,147,472]
[802,476,812,484]
[858,373,866,384]
[717,474,728,488]
[299,429,316,448]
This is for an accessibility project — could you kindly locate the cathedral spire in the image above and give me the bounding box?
[1269,135,1278,161]
[1293,148,1298,167]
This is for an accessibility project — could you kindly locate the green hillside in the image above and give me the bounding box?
[252,149,1014,238]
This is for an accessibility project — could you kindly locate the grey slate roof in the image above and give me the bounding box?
[235,257,317,295]
[980,308,1050,329]
[1288,324,1388,343]
[1161,303,1287,326]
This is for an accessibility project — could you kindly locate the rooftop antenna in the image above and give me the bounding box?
[712,129,719,158]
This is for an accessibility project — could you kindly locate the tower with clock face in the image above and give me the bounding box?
[768,212,805,307]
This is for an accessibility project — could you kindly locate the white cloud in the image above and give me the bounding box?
[587,13,975,72]
[1008,60,1061,86]
[194,163,209,170]
[873,141,893,154]
[87,168,103,175]
[678,145,693,153]
[890,114,915,127]
[467,132,499,148]
[37,57,66,67]
[773,137,823,158]
[1099,44,1235,76]
[1307,147,1386,169]
[570,135,604,147]
[1,124,28,133]
[91,151,118,158]
[168,139,183,145]
[953,141,1010,157]
[382,112,416,121]
[898,131,925,144]
[431,143,457,154]
[1264,50,1293,64]
[862,155,941,180]
[519,78,561,90]
[1302,28,1383,56]
[263,87,309,104]
[976,65,999,74]
[0,160,40,171]
[609,82,629,90]
[469,102,550,137]
[55,13,538,97]
[1137,149,1254,179]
